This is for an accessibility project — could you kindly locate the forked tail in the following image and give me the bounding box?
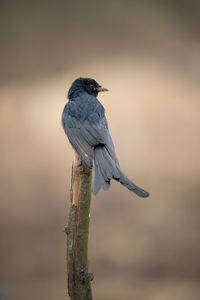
[92,146,149,197]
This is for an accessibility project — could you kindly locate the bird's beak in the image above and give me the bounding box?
[97,86,109,92]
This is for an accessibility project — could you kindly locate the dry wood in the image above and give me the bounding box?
[65,154,93,300]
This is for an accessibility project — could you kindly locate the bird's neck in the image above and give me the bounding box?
[68,86,85,100]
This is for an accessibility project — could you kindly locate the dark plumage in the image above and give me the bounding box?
[62,77,149,198]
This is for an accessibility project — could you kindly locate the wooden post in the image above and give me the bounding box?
[65,154,93,300]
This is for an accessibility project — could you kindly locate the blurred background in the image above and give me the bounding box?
[1,1,200,299]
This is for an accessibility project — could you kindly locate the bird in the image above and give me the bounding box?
[62,77,149,198]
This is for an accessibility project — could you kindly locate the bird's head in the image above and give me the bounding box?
[68,77,108,98]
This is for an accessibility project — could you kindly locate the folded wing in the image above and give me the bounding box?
[62,98,118,168]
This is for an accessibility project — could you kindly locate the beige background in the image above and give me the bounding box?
[1,1,200,299]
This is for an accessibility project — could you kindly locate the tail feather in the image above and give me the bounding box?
[92,160,107,195]
[92,146,149,198]
[116,167,149,198]
[92,150,110,195]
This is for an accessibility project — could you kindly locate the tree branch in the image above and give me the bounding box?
[65,154,93,300]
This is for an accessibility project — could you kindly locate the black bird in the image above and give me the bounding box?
[62,77,149,198]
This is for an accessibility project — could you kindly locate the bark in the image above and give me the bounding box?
[65,154,93,300]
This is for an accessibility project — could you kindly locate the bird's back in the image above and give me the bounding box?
[63,92,104,125]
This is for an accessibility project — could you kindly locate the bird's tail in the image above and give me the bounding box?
[92,146,149,198]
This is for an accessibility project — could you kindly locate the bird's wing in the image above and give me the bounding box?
[62,111,94,168]
[62,98,119,168]
[84,116,119,165]
[66,126,94,168]
[100,117,119,165]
